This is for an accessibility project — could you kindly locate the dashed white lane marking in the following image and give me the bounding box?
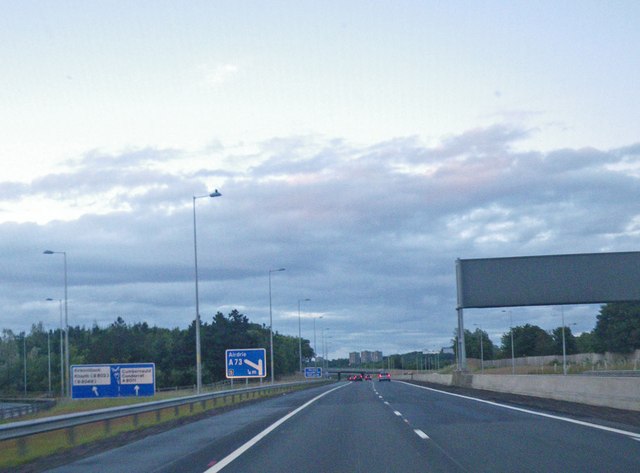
[203,383,350,473]
[377,386,428,438]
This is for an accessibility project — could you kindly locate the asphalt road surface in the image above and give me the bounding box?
[44,380,640,473]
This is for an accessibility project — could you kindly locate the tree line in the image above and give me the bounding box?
[454,302,640,360]
[0,309,314,395]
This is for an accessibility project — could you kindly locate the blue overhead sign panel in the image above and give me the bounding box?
[304,367,322,378]
[71,363,155,399]
[225,348,266,379]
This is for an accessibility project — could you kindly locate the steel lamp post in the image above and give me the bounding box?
[503,310,515,374]
[23,335,27,395]
[313,315,323,369]
[46,298,64,397]
[322,329,331,372]
[297,298,310,373]
[561,308,577,376]
[269,268,285,384]
[44,250,69,397]
[192,189,222,394]
[47,328,51,394]
[473,323,484,373]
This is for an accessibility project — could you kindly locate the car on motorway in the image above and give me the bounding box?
[364,374,372,381]
[378,372,391,382]
[353,374,363,381]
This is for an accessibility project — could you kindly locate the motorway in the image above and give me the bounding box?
[46,380,640,473]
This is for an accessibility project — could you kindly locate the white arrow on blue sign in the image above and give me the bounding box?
[304,367,323,378]
[71,363,155,399]
[225,348,267,378]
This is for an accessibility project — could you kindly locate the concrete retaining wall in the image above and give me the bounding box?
[396,372,640,411]
[477,349,640,370]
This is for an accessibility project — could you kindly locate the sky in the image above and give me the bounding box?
[1,1,640,360]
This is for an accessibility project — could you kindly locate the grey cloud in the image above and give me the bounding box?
[0,181,30,201]
[2,126,640,356]
[431,124,532,160]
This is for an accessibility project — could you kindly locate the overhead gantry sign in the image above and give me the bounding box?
[455,251,640,370]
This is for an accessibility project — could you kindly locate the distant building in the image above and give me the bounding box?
[349,352,361,366]
[361,351,372,364]
[359,350,383,364]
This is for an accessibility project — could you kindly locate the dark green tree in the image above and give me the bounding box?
[0,329,20,393]
[0,308,313,394]
[550,326,578,356]
[593,302,640,353]
[576,331,596,353]
[500,324,554,357]
[452,328,496,360]
[469,328,496,360]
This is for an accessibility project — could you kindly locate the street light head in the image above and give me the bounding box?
[46,298,53,301]
[209,189,222,198]
[43,250,54,254]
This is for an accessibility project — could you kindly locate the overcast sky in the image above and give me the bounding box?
[1,1,640,359]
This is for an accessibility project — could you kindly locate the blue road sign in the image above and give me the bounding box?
[71,363,155,399]
[225,348,267,378]
[304,367,323,378]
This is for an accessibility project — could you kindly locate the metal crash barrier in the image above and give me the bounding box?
[0,380,329,468]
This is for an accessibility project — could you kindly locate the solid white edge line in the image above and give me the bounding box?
[397,381,640,440]
[203,383,350,473]
[414,429,430,439]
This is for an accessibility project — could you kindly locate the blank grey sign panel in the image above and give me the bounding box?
[456,252,640,308]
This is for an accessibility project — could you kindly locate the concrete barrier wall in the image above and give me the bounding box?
[470,374,640,411]
[395,372,640,411]
[412,373,453,385]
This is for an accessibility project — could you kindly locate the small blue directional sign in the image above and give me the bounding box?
[304,367,323,378]
[71,363,155,399]
[225,348,267,378]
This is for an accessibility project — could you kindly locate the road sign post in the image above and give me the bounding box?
[71,363,155,399]
[225,348,267,379]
